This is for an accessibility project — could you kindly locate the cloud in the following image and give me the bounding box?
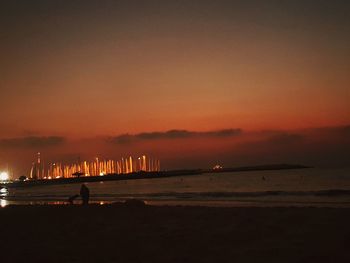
[266,133,304,145]
[0,136,66,148]
[110,128,242,144]
[309,125,350,138]
[336,125,350,135]
[230,132,306,160]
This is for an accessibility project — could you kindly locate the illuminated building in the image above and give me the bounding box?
[29,152,45,179]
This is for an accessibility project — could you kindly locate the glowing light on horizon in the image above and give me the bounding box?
[0,172,9,181]
[29,154,161,180]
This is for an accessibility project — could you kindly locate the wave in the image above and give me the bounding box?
[3,189,350,201]
[134,189,350,198]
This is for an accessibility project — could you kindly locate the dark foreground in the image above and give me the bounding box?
[0,205,349,263]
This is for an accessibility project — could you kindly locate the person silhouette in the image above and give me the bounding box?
[80,184,90,205]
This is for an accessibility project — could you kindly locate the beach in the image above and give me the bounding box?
[1,204,349,263]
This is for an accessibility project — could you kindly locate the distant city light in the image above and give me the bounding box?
[29,154,161,180]
[0,172,9,181]
[213,164,223,170]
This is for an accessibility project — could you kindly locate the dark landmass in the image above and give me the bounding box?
[3,169,202,188]
[202,163,311,173]
[0,205,349,263]
[3,164,310,188]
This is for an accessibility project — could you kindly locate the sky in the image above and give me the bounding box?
[0,0,349,176]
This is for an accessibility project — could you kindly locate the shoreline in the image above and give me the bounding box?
[2,197,350,208]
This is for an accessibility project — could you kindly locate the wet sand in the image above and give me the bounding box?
[1,204,349,263]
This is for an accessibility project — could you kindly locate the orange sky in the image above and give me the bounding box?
[0,1,349,175]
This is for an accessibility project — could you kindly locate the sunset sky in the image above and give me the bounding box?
[0,0,349,176]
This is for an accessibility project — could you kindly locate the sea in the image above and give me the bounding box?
[1,168,350,207]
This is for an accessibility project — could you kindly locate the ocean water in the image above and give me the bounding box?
[1,168,350,207]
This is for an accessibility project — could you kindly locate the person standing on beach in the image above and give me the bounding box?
[80,184,90,205]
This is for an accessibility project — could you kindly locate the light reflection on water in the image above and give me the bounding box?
[0,200,112,207]
[0,187,8,207]
[0,187,8,196]
[1,199,7,207]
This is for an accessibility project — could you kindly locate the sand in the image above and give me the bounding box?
[0,204,349,263]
